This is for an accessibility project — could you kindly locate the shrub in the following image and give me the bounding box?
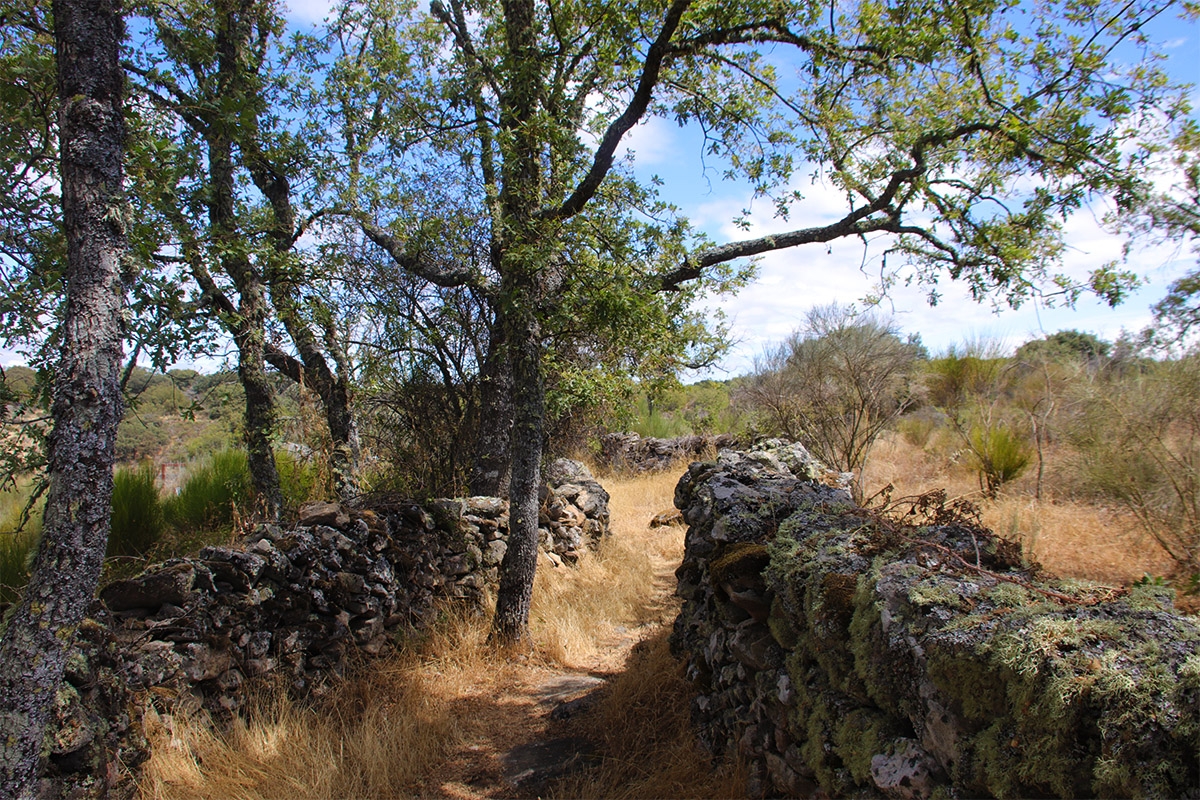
[1065,354,1200,570]
[969,424,1032,497]
[631,400,693,439]
[0,482,43,606]
[109,462,165,557]
[164,449,252,532]
[737,305,921,501]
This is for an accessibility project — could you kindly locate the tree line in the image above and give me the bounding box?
[1,0,1197,792]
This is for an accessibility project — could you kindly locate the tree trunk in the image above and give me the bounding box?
[238,325,282,519]
[489,0,546,644]
[469,316,513,497]
[207,8,282,518]
[0,0,125,792]
[490,295,544,644]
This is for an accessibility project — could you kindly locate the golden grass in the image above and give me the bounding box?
[531,468,685,667]
[866,432,1177,584]
[138,464,728,799]
[138,608,495,799]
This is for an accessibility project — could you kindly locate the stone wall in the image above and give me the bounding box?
[598,432,736,473]
[41,459,609,798]
[671,442,1200,799]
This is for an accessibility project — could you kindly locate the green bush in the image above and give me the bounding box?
[164,449,252,532]
[969,424,1032,497]
[109,462,165,557]
[632,406,693,439]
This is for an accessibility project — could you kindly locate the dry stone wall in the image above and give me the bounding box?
[41,459,609,798]
[598,432,736,473]
[671,442,1200,799]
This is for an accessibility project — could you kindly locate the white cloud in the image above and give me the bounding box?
[683,172,1195,378]
[284,0,335,26]
[620,116,678,167]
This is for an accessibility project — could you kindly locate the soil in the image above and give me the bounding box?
[415,567,679,799]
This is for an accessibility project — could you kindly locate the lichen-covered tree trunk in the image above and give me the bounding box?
[488,0,547,644]
[237,324,283,519]
[207,9,282,518]
[209,134,282,519]
[490,290,544,643]
[469,317,513,498]
[0,0,125,793]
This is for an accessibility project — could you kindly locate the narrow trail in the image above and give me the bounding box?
[137,470,724,799]
[417,478,686,799]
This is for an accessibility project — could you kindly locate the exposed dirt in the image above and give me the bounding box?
[415,563,680,798]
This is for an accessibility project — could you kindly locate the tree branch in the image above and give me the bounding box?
[358,217,482,289]
[548,0,692,221]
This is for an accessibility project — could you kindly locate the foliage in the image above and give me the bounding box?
[163,450,253,534]
[738,305,920,499]
[1014,330,1112,364]
[630,400,693,440]
[108,462,165,558]
[276,449,332,512]
[923,343,1036,497]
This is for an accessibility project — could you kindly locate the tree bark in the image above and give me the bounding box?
[237,326,283,518]
[490,285,544,643]
[469,317,513,497]
[0,0,125,793]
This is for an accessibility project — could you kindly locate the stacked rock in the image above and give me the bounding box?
[671,441,1200,799]
[41,460,610,797]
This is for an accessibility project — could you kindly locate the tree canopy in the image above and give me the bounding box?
[0,0,1195,642]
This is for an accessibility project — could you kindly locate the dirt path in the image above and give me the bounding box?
[418,528,684,799]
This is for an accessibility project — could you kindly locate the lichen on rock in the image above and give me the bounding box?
[671,440,1200,799]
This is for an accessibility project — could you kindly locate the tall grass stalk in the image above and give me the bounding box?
[163,449,252,533]
[109,462,165,558]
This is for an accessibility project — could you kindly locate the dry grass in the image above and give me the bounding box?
[548,632,747,800]
[531,468,685,668]
[866,432,1177,584]
[138,607,498,799]
[138,462,728,799]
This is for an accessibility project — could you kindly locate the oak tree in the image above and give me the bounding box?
[0,0,127,792]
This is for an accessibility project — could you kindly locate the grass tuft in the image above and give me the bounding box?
[162,449,252,533]
[109,461,165,558]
